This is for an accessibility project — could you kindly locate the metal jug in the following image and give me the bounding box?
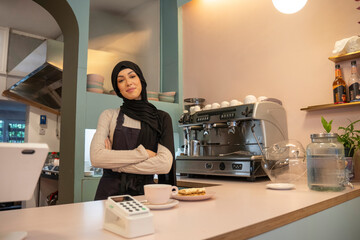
[190,140,200,156]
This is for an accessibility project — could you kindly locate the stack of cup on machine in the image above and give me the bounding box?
[186,95,282,113]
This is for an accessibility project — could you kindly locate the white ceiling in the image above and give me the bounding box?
[0,0,150,39]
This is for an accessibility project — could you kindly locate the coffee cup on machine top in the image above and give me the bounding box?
[211,103,220,109]
[204,104,212,110]
[221,101,230,108]
[244,95,257,104]
[230,99,240,106]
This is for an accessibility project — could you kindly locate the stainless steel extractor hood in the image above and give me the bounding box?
[3,39,63,115]
[3,39,121,115]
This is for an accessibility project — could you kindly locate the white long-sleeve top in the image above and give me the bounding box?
[90,108,173,174]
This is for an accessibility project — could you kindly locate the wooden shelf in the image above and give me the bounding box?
[328,50,360,63]
[301,101,360,111]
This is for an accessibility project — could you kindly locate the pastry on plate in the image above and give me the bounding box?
[178,188,206,196]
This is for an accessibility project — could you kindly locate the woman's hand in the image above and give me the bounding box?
[104,137,112,150]
[146,149,157,158]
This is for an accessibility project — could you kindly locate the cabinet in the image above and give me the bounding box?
[301,51,360,111]
[81,177,100,202]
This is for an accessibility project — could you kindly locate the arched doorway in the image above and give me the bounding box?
[34,0,89,204]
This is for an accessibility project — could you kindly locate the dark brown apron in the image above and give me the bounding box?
[94,111,154,200]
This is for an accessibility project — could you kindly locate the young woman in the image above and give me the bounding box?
[90,61,176,200]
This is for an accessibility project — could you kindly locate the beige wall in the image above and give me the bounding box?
[182,0,360,147]
[26,106,60,152]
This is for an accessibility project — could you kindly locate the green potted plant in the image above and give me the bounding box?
[321,116,333,133]
[321,117,360,156]
[337,119,360,158]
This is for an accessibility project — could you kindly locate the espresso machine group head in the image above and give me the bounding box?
[177,101,288,180]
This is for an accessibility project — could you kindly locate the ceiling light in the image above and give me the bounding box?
[272,0,308,14]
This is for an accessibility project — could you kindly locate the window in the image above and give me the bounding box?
[0,120,26,143]
[7,122,25,143]
[0,120,3,142]
[0,100,27,143]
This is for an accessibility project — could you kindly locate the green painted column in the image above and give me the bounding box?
[33,0,89,204]
[161,0,180,103]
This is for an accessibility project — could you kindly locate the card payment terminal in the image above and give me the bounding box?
[103,195,154,238]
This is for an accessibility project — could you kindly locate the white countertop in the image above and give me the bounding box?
[1,177,359,240]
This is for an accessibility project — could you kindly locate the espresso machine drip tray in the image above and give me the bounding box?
[176,155,266,181]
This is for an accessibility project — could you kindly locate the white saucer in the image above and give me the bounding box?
[143,199,179,210]
[266,183,295,190]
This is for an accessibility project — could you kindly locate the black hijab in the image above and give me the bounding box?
[111,61,161,151]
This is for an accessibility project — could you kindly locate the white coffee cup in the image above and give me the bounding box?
[194,105,201,112]
[190,106,196,114]
[230,99,239,106]
[204,104,212,110]
[244,95,257,104]
[221,101,230,108]
[211,103,220,109]
[144,184,178,204]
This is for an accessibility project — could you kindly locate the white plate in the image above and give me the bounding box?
[266,183,295,190]
[143,199,179,210]
[172,191,216,201]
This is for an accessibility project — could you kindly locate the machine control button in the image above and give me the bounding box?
[197,115,210,122]
[205,162,213,169]
[232,163,243,170]
[219,162,225,170]
[220,112,235,120]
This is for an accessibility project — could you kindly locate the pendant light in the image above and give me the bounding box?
[272,0,308,14]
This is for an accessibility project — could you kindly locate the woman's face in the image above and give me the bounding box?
[117,68,142,100]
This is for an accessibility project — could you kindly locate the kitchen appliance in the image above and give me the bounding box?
[104,195,154,238]
[3,39,119,115]
[177,101,288,180]
[3,39,63,114]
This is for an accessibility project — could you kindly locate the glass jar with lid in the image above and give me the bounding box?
[306,133,346,191]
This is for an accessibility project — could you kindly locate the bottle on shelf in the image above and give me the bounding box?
[348,60,360,102]
[332,64,347,104]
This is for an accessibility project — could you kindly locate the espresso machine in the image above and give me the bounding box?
[177,101,288,180]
